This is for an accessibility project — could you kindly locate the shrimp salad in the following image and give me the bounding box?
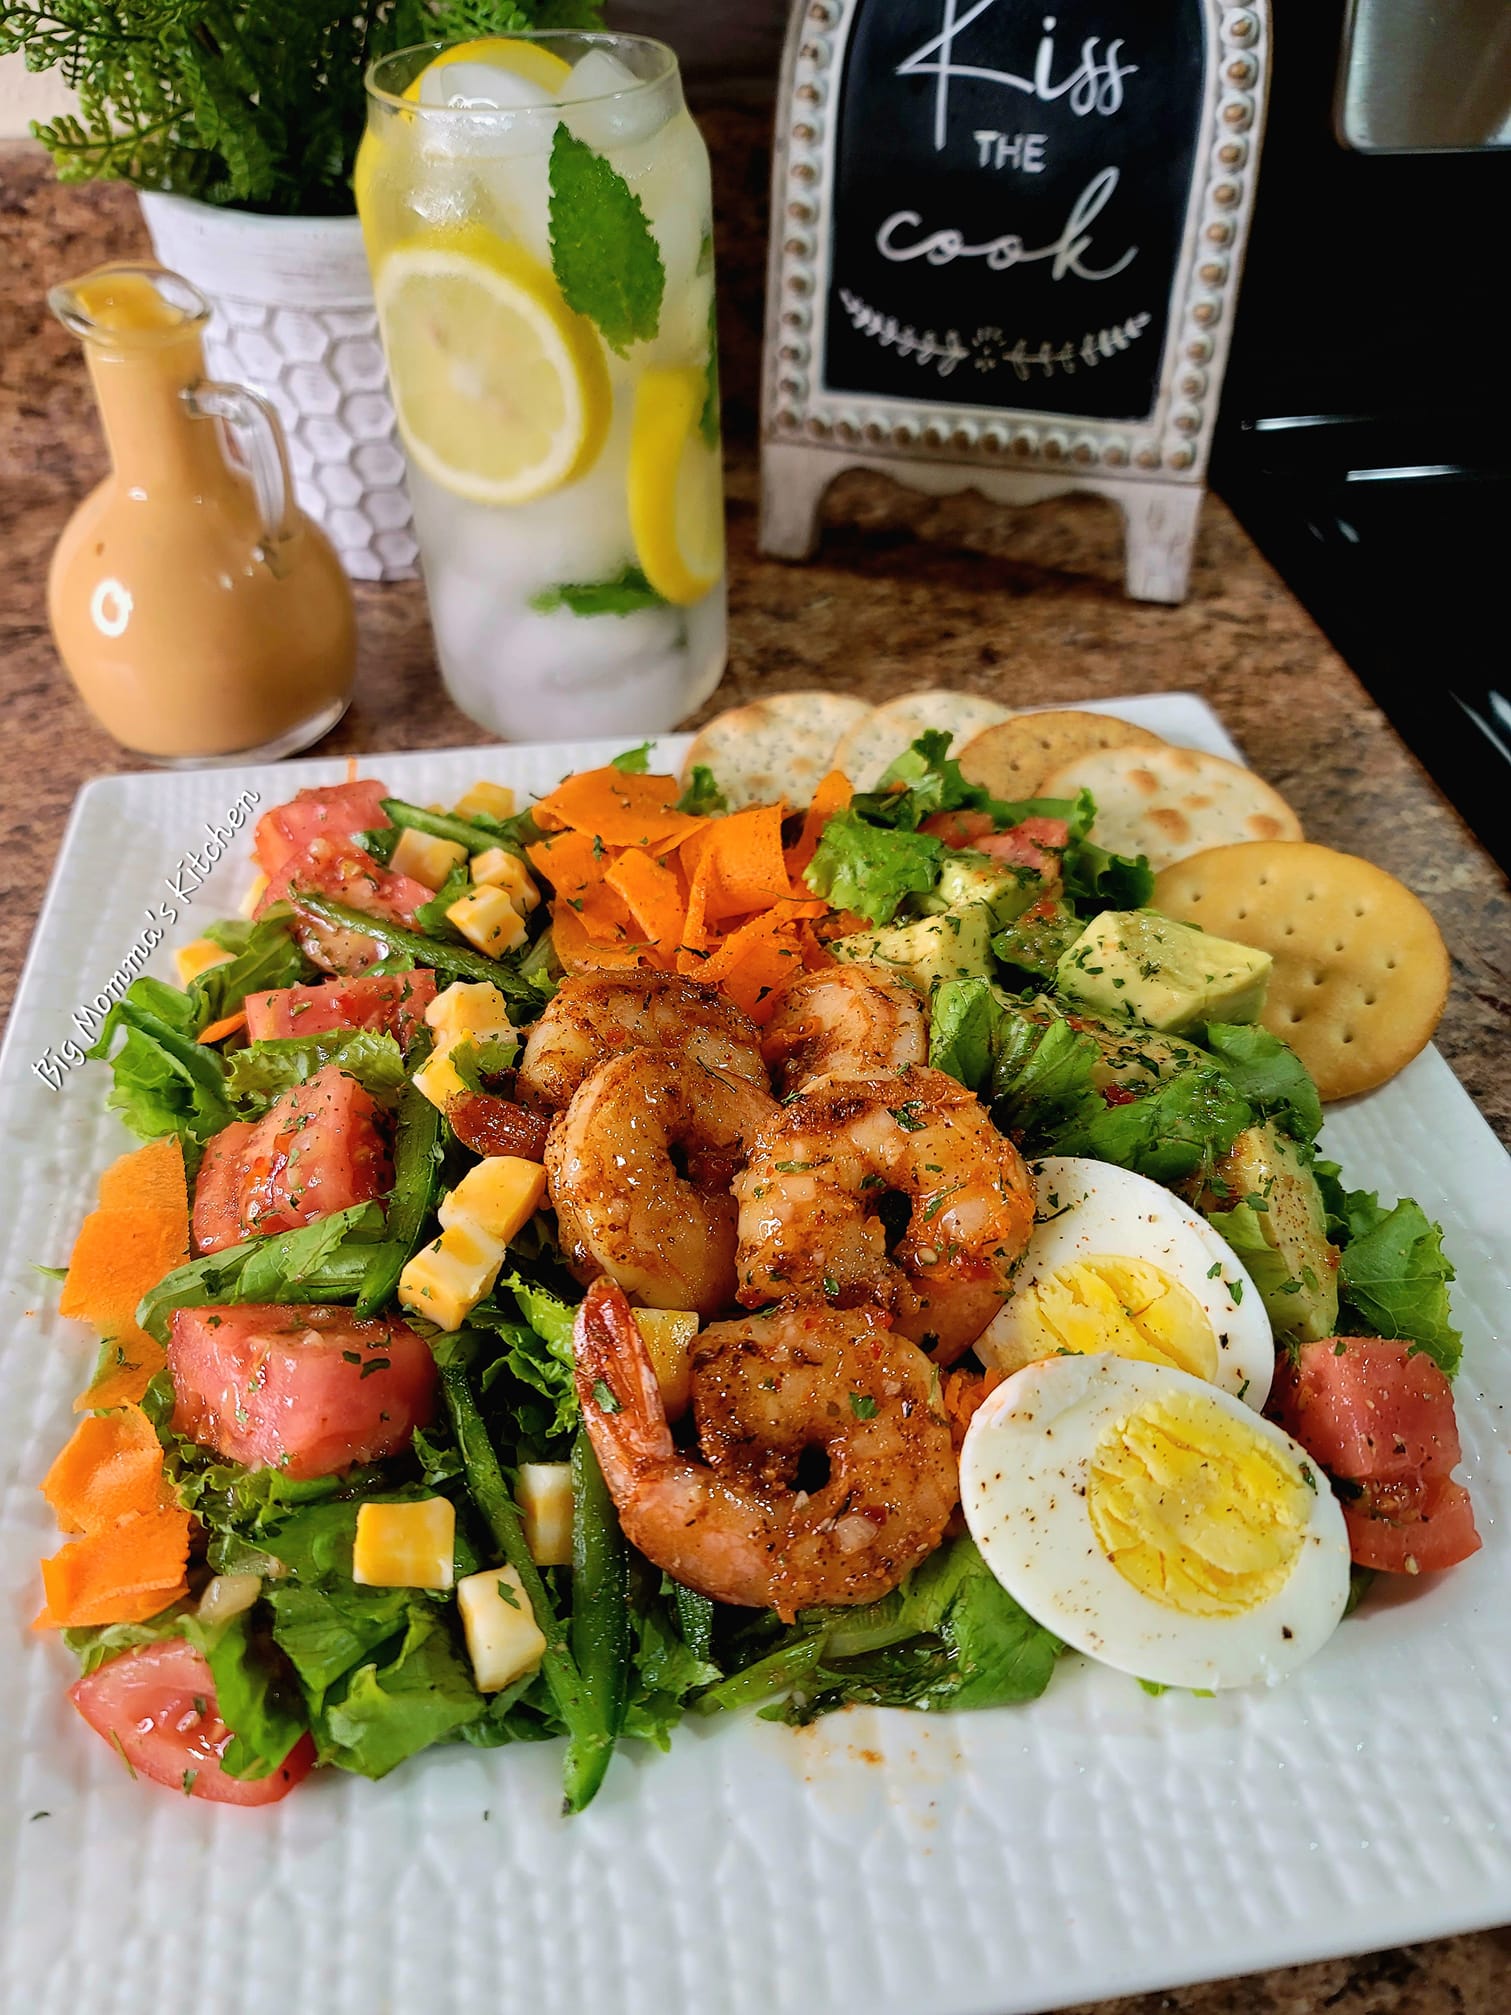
[38,738,1478,1809]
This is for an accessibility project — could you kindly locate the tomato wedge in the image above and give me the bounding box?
[1270,1337,1480,1575]
[192,1064,391,1256]
[254,780,390,881]
[167,1303,437,1477]
[70,1638,315,1804]
[244,970,437,1048]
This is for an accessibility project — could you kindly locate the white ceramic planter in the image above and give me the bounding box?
[138,192,418,582]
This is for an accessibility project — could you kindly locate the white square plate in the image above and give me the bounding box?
[1,696,1506,2015]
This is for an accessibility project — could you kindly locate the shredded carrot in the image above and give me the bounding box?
[96,1136,186,1219]
[37,1505,191,1630]
[346,756,359,784]
[942,1365,1005,1456]
[75,1340,169,1413]
[197,1008,247,1046]
[786,769,853,877]
[681,911,809,1023]
[43,1407,171,1535]
[552,901,655,974]
[694,805,793,926]
[532,766,703,850]
[606,848,687,948]
[527,828,610,904]
[59,1207,188,1336]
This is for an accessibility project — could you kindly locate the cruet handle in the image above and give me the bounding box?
[184,379,298,551]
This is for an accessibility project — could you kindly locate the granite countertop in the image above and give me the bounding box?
[1,114,1507,2015]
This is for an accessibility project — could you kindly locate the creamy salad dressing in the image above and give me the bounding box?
[48,265,355,762]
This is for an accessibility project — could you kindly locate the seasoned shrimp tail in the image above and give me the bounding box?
[573,1276,674,1476]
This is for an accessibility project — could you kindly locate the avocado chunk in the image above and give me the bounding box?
[923,851,1043,927]
[1056,909,1271,1033]
[832,902,994,992]
[992,899,1084,982]
[1201,1123,1340,1343]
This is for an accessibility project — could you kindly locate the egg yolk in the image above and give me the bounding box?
[1086,1388,1310,1617]
[1010,1255,1218,1382]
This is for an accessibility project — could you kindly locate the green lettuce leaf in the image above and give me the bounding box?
[313,1604,486,1778]
[181,1610,310,1781]
[1338,1196,1460,1375]
[710,1536,1060,1724]
[225,1030,407,1111]
[84,917,311,1149]
[266,1579,412,1697]
[1202,1023,1323,1145]
[136,1202,388,1345]
[928,976,1005,1093]
[803,810,944,926]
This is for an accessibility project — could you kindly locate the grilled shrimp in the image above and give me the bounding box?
[547,1051,777,1317]
[518,969,765,1111]
[761,964,927,1096]
[735,1066,1034,1362]
[574,1276,956,1615]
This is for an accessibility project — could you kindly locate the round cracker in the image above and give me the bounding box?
[680,692,870,810]
[832,690,1014,790]
[1154,841,1449,1101]
[959,709,1165,799]
[1041,742,1302,871]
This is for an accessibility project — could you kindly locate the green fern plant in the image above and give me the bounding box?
[0,0,605,214]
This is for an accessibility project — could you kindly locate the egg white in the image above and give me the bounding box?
[960,1354,1353,1691]
[978,1155,1274,1409]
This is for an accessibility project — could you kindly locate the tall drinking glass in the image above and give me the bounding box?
[359,34,726,740]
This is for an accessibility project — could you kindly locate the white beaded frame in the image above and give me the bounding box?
[758,0,1270,601]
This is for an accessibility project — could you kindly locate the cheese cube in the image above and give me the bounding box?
[174,937,233,987]
[412,1042,468,1113]
[390,826,469,891]
[517,1462,574,1567]
[353,1498,456,1590]
[440,1157,547,1245]
[634,1308,700,1419]
[398,1219,506,1330]
[424,980,514,1043]
[447,886,528,957]
[471,847,540,912]
[238,872,268,919]
[456,1563,546,1693]
[454,780,516,822]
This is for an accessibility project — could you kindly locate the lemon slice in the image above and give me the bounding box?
[628,367,725,605]
[402,37,573,102]
[375,233,610,506]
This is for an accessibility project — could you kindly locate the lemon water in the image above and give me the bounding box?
[360,36,726,739]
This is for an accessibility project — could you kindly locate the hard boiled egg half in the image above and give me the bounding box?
[978,1156,1274,1410]
[961,1355,1352,1690]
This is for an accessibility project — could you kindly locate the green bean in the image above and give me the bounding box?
[563,1430,628,1811]
[355,1073,441,1318]
[381,799,523,860]
[692,1634,827,1716]
[439,1360,603,1810]
[290,892,538,1002]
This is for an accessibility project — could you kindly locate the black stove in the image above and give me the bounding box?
[1209,1,1511,876]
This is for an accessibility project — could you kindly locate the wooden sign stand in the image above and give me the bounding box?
[759,1,1270,604]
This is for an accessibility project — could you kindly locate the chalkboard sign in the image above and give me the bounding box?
[760,0,1270,602]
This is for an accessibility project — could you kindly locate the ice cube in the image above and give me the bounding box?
[615,111,711,329]
[417,62,555,113]
[558,49,667,152]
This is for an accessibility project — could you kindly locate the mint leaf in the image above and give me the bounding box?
[699,287,720,447]
[531,566,668,618]
[548,125,664,354]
